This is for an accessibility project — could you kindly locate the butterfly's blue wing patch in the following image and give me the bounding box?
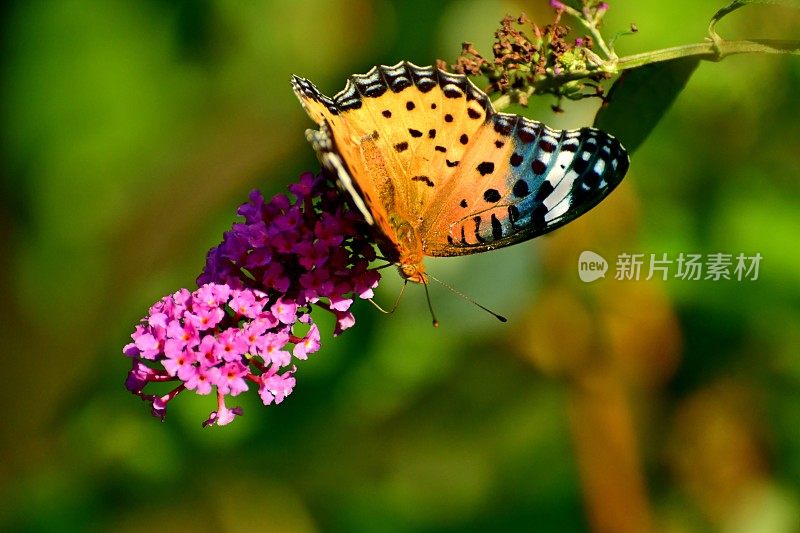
[437,114,629,254]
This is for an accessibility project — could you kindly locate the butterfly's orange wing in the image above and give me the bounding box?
[292,62,629,262]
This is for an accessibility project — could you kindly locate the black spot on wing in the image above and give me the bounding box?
[534,180,554,202]
[539,139,556,152]
[510,153,523,167]
[491,214,503,240]
[477,162,495,176]
[517,128,536,143]
[483,189,501,202]
[437,70,468,96]
[411,175,434,187]
[531,204,549,230]
[409,128,423,138]
[508,205,520,227]
[474,216,485,243]
[394,142,408,152]
[406,63,436,92]
[443,85,463,98]
[572,157,589,174]
[378,63,413,93]
[584,170,602,188]
[513,179,529,197]
[516,119,541,144]
[492,114,518,136]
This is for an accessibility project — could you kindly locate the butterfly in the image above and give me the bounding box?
[292,61,629,284]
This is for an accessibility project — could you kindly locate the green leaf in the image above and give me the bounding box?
[710,0,800,40]
[593,57,700,155]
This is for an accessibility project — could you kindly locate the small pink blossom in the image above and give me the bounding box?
[229,289,262,318]
[203,394,244,427]
[333,310,356,336]
[163,348,197,381]
[271,298,298,325]
[185,306,225,331]
[133,332,160,360]
[172,288,191,308]
[259,366,296,405]
[148,312,169,330]
[186,366,219,395]
[241,318,269,353]
[293,324,321,360]
[195,283,231,308]
[328,295,353,312]
[196,335,219,368]
[125,360,162,394]
[214,329,247,362]
[122,342,140,357]
[216,361,249,396]
[260,331,292,367]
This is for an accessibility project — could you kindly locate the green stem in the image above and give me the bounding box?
[617,38,800,69]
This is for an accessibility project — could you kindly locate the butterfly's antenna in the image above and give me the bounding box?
[370,262,396,272]
[422,280,440,328]
[427,273,508,323]
[368,279,407,314]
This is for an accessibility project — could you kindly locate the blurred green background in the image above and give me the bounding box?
[1,0,799,531]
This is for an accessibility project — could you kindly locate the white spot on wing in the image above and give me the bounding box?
[544,197,570,222]
[546,151,575,186]
[544,170,578,211]
[594,159,606,175]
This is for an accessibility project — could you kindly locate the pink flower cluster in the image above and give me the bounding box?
[124,172,381,426]
[124,284,306,426]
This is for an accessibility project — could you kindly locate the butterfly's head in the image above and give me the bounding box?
[398,261,428,285]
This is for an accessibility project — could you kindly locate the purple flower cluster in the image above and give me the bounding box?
[198,172,380,335]
[124,172,381,426]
